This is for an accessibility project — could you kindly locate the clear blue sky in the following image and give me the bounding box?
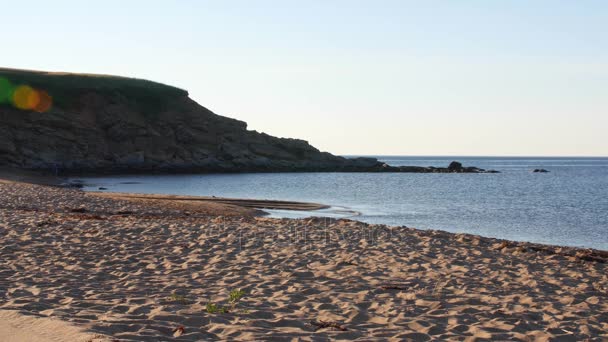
[3,0,607,156]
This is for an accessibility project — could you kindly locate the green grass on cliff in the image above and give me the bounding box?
[0,67,188,112]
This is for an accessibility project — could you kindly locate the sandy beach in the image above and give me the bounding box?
[0,178,607,341]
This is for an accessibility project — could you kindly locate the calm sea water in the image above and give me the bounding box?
[76,157,608,250]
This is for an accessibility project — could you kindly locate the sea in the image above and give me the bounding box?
[76,157,608,250]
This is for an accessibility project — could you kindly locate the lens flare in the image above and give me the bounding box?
[1,77,52,112]
[12,85,40,110]
[0,77,13,104]
[34,90,52,112]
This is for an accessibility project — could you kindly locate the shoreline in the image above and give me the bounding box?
[34,173,608,254]
[102,189,608,258]
[3,170,608,256]
[94,192,330,212]
[1,174,607,340]
[7,171,608,256]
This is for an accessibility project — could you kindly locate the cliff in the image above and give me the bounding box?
[0,68,493,174]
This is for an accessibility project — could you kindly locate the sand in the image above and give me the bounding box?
[0,179,607,340]
[95,192,329,212]
[0,310,109,342]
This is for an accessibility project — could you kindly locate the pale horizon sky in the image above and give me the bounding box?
[2,0,607,156]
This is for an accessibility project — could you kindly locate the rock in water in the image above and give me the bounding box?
[448,161,463,172]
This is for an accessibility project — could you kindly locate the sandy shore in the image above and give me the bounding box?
[0,310,109,342]
[95,192,330,212]
[0,178,607,340]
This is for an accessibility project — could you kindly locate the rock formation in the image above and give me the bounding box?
[0,68,496,174]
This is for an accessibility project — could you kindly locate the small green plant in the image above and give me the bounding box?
[167,293,189,304]
[205,289,246,314]
[229,289,245,307]
[206,302,228,314]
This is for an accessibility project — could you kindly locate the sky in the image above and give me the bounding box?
[2,0,607,156]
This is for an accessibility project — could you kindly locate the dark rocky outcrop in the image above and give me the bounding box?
[0,68,497,174]
[377,162,496,174]
[448,161,463,171]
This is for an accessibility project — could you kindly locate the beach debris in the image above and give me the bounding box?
[98,187,108,190]
[379,283,411,290]
[524,245,608,264]
[379,279,421,291]
[36,219,57,227]
[115,209,134,215]
[574,250,608,263]
[70,207,87,213]
[309,320,347,331]
[533,169,550,173]
[494,241,510,250]
[77,214,105,220]
[336,259,358,267]
[172,325,185,337]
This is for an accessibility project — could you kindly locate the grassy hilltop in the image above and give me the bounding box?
[0,67,188,111]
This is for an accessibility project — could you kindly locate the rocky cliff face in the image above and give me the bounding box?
[0,68,494,174]
[0,68,383,173]
[0,92,375,173]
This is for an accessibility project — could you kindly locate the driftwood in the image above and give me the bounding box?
[309,320,347,331]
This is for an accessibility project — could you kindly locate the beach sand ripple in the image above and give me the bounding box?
[0,180,607,340]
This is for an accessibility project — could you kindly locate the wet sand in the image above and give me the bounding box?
[0,178,607,340]
[95,192,330,211]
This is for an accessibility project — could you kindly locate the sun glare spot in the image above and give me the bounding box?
[1,78,53,112]
[34,90,53,112]
[12,85,41,110]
